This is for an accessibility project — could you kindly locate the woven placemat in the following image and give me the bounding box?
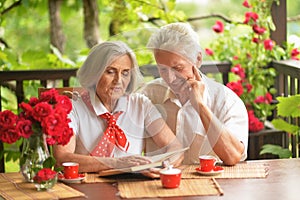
[0,173,85,200]
[118,178,223,198]
[180,163,269,179]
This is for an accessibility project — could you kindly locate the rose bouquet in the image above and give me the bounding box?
[205,0,300,132]
[0,88,73,182]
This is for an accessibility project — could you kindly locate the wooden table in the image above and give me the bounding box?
[66,158,300,200]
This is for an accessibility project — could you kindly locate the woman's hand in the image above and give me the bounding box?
[95,155,152,170]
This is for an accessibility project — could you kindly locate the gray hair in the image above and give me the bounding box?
[77,41,143,94]
[147,22,202,65]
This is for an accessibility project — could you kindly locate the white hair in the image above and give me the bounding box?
[77,41,143,94]
[147,22,202,65]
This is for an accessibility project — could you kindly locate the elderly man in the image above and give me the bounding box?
[140,22,248,165]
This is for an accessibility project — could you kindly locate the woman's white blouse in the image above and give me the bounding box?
[68,92,162,157]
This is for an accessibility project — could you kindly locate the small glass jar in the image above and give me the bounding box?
[34,174,58,191]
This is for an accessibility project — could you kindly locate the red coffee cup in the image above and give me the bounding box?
[199,155,217,172]
[160,166,181,189]
[62,162,79,179]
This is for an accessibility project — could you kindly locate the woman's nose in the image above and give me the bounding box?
[164,68,176,83]
[113,72,122,83]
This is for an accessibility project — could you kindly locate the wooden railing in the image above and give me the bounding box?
[0,60,299,172]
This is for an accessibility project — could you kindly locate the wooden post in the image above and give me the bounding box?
[270,0,287,47]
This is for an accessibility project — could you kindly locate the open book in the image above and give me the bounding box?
[98,147,189,176]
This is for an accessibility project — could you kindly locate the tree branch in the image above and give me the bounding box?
[287,15,300,22]
[187,13,243,24]
[1,0,22,16]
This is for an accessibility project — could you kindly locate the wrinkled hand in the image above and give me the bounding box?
[187,66,205,111]
[114,155,152,169]
[140,168,161,179]
[95,155,152,170]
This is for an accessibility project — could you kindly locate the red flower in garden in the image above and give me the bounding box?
[212,20,224,33]
[252,37,259,43]
[205,48,214,56]
[252,24,266,35]
[242,0,251,8]
[254,92,273,104]
[264,39,274,50]
[226,81,244,97]
[33,168,57,184]
[233,56,239,60]
[291,48,300,60]
[247,110,264,132]
[0,89,73,146]
[246,83,253,92]
[244,12,259,24]
[231,64,245,78]
[291,48,300,57]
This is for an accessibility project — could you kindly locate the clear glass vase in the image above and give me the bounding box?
[20,132,50,182]
[34,174,58,191]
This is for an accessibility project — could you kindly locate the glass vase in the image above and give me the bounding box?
[34,174,58,191]
[20,132,50,182]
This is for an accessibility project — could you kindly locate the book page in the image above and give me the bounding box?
[98,147,189,176]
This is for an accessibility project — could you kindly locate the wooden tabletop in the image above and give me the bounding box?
[66,158,300,200]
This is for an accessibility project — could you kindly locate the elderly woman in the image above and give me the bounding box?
[53,41,182,174]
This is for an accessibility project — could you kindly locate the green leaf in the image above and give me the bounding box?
[260,144,292,159]
[276,95,300,117]
[43,157,56,169]
[272,118,300,134]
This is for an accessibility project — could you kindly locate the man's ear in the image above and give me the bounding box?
[196,52,202,68]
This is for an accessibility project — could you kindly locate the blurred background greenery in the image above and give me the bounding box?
[1,0,299,65]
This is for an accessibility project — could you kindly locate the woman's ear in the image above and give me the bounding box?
[196,52,202,68]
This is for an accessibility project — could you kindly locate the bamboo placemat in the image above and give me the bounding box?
[118,178,223,198]
[0,173,86,200]
[180,163,269,179]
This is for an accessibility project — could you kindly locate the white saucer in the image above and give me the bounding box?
[195,166,224,176]
[58,173,85,183]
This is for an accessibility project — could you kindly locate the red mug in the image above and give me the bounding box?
[199,155,217,172]
[160,166,181,189]
[62,162,79,179]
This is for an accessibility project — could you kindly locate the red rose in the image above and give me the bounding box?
[291,48,300,56]
[226,81,244,97]
[242,0,251,8]
[246,83,253,92]
[39,88,60,104]
[33,168,57,183]
[19,102,34,119]
[0,110,18,128]
[264,39,274,50]
[247,110,264,132]
[55,95,72,114]
[231,64,245,79]
[244,12,259,24]
[205,48,214,56]
[254,96,264,103]
[0,128,20,144]
[28,97,40,106]
[252,24,266,35]
[265,92,273,104]
[16,119,33,138]
[32,102,53,121]
[212,20,224,33]
[252,37,259,43]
